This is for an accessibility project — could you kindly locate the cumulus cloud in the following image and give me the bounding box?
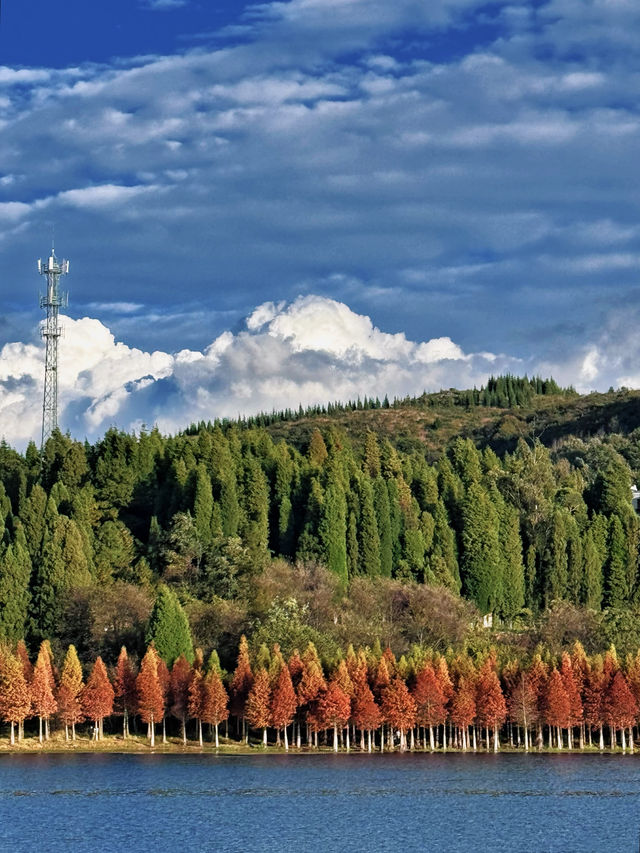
[0,296,521,449]
[1,294,639,451]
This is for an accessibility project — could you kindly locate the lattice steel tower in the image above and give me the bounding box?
[38,247,69,448]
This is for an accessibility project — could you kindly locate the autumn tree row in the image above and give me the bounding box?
[3,637,640,753]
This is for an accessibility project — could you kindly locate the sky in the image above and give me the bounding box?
[1,0,640,448]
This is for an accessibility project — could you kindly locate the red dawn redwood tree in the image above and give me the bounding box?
[560,652,583,750]
[298,643,326,748]
[333,660,353,750]
[113,646,137,739]
[351,653,381,752]
[170,654,193,745]
[527,654,548,751]
[475,660,507,753]
[270,660,297,751]
[15,640,32,742]
[201,667,229,748]
[381,676,417,752]
[288,650,304,748]
[317,674,351,752]
[188,668,205,747]
[506,665,538,752]
[246,667,271,746]
[57,645,84,741]
[0,648,30,745]
[544,668,570,749]
[450,676,476,751]
[137,646,165,747]
[82,657,114,741]
[583,655,605,749]
[434,656,453,750]
[413,663,447,751]
[604,670,637,751]
[229,635,253,743]
[156,655,170,744]
[31,643,57,743]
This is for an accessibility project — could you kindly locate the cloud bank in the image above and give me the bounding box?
[0,295,637,450]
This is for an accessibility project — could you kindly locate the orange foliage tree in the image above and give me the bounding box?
[113,646,137,739]
[170,654,193,745]
[0,648,31,745]
[381,676,417,752]
[229,635,253,743]
[136,646,164,747]
[82,657,114,741]
[201,668,229,748]
[413,663,446,751]
[31,643,57,743]
[57,644,84,741]
[246,667,271,746]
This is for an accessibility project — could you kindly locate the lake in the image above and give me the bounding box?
[0,752,639,852]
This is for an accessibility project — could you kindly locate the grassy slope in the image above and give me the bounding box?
[260,389,640,460]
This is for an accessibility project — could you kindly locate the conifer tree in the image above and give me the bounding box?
[246,667,272,746]
[82,657,114,741]
[373,477,393,578]
[137,646,165,748]
[357,476,381,578]
[0,541,31,641]
[146,585,194,666]
[604,515,628,607]
[193,464,215,547]
[413,663,446,751]
[113,646,137,739]
[381,676,416,752]
[318,475,348,587]
[460,482,502,614]
[270,656,297,750]
[201,667,229,747]
[188,667,205,747]
[475,659,507,752]
[0,648,30,745]
[170,654,193,744]
[31,643,57,743]
[229,635,253,743]
[317,676,351,751]
[57,644,84,741]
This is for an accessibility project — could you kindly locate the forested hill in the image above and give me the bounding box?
[186,375,640,460]
[2,374,640,669]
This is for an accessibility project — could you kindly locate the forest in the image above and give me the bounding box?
[2,374,640,747]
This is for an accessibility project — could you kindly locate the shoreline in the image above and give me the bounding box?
[0,735,636,757]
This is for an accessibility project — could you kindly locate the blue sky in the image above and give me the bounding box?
[1,0,640,447]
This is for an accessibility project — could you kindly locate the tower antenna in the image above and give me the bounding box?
[37,246,69,448]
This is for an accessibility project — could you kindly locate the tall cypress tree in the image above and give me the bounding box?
[460,482,502,614]
[146,585,194,666]
[357,476,381,577]
[373,477,393,578]
[604,515,628,608]
[318,477,348,588]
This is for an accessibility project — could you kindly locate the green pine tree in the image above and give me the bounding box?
[146,584,194,666]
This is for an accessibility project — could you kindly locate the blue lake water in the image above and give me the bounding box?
[0,752,639,852]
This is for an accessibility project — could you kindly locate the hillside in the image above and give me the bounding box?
[1,375,640,671]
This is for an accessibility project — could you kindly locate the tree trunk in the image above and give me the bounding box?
[215,723,219,748]
[10,721,15,746]
[39,715,43,744]
[284,726,289,751]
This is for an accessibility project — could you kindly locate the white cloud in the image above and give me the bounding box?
[0,296,518,448]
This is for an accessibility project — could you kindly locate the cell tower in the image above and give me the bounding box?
[38,247,69,448]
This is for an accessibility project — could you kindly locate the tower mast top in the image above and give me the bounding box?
[38,247,69,448]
